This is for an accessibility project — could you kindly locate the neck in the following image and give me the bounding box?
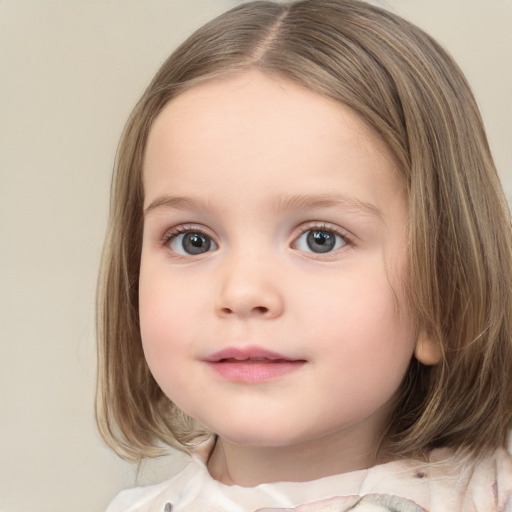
[207,425,385,487]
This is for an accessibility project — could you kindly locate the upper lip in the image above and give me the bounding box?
[204,346,302,362]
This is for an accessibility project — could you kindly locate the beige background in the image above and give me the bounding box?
[1,1,511,511]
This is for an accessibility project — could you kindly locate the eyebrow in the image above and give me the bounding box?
[272,193,383,219]
[144,193,382,219]
[144,195,212,216]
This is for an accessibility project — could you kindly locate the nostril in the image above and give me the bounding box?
[253,306,269,314]
[218,305,270,316]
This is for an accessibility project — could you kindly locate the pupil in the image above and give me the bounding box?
[190,235,203,247]
[307,230,335,253]
[183,233,210,254]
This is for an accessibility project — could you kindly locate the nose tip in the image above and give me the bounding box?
[214,278,284,320]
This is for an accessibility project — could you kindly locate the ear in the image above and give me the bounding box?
[414,331,442,365]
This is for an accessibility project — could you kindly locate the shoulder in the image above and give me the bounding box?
[105,468,192,512]
[105,437,216,512]
[312,445,512,512]
[411,444,512,510]
[105,480,170,512]
[492,443,512,510]
[105,457,203,512]
[104,450,200,512]
[256,446,512,512]
[411,444,512,511]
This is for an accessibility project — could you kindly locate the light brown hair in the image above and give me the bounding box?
[96,0,512,462]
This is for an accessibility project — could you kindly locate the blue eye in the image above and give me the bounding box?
[295,229,346,254]
[169,231,217,255]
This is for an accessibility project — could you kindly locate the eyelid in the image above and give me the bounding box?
[296,221,352,240]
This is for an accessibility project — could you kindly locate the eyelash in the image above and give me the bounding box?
[161,225,209,245]
[161,222,353,256]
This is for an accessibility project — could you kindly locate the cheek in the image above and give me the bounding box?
[307,263,414,376]
[139,270,170,344]
[138,264,197,373]
[318,290,413,423]
[138,277,203,412]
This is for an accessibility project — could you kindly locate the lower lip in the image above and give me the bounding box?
[206,360,305,383]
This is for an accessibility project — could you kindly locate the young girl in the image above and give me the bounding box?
[96,1,512,510]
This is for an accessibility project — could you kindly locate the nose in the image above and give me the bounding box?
[214,252,284,320]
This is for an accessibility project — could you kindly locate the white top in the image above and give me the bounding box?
[106,437,512,512]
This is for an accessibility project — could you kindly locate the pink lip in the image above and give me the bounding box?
[205,346,298,362]
[203,346,306,383]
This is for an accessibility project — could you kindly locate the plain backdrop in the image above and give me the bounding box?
[1,1,511,511]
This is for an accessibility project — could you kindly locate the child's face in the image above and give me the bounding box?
[140,70,415,455]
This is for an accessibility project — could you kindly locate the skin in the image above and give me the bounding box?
[139,69,421,486]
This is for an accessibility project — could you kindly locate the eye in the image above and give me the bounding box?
[294,228,347,254]
[167,230,218,256]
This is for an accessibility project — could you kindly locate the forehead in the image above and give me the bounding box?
[147,70,388,156]
[143,69,402,212]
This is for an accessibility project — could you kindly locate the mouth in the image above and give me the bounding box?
[204,346,306,383]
